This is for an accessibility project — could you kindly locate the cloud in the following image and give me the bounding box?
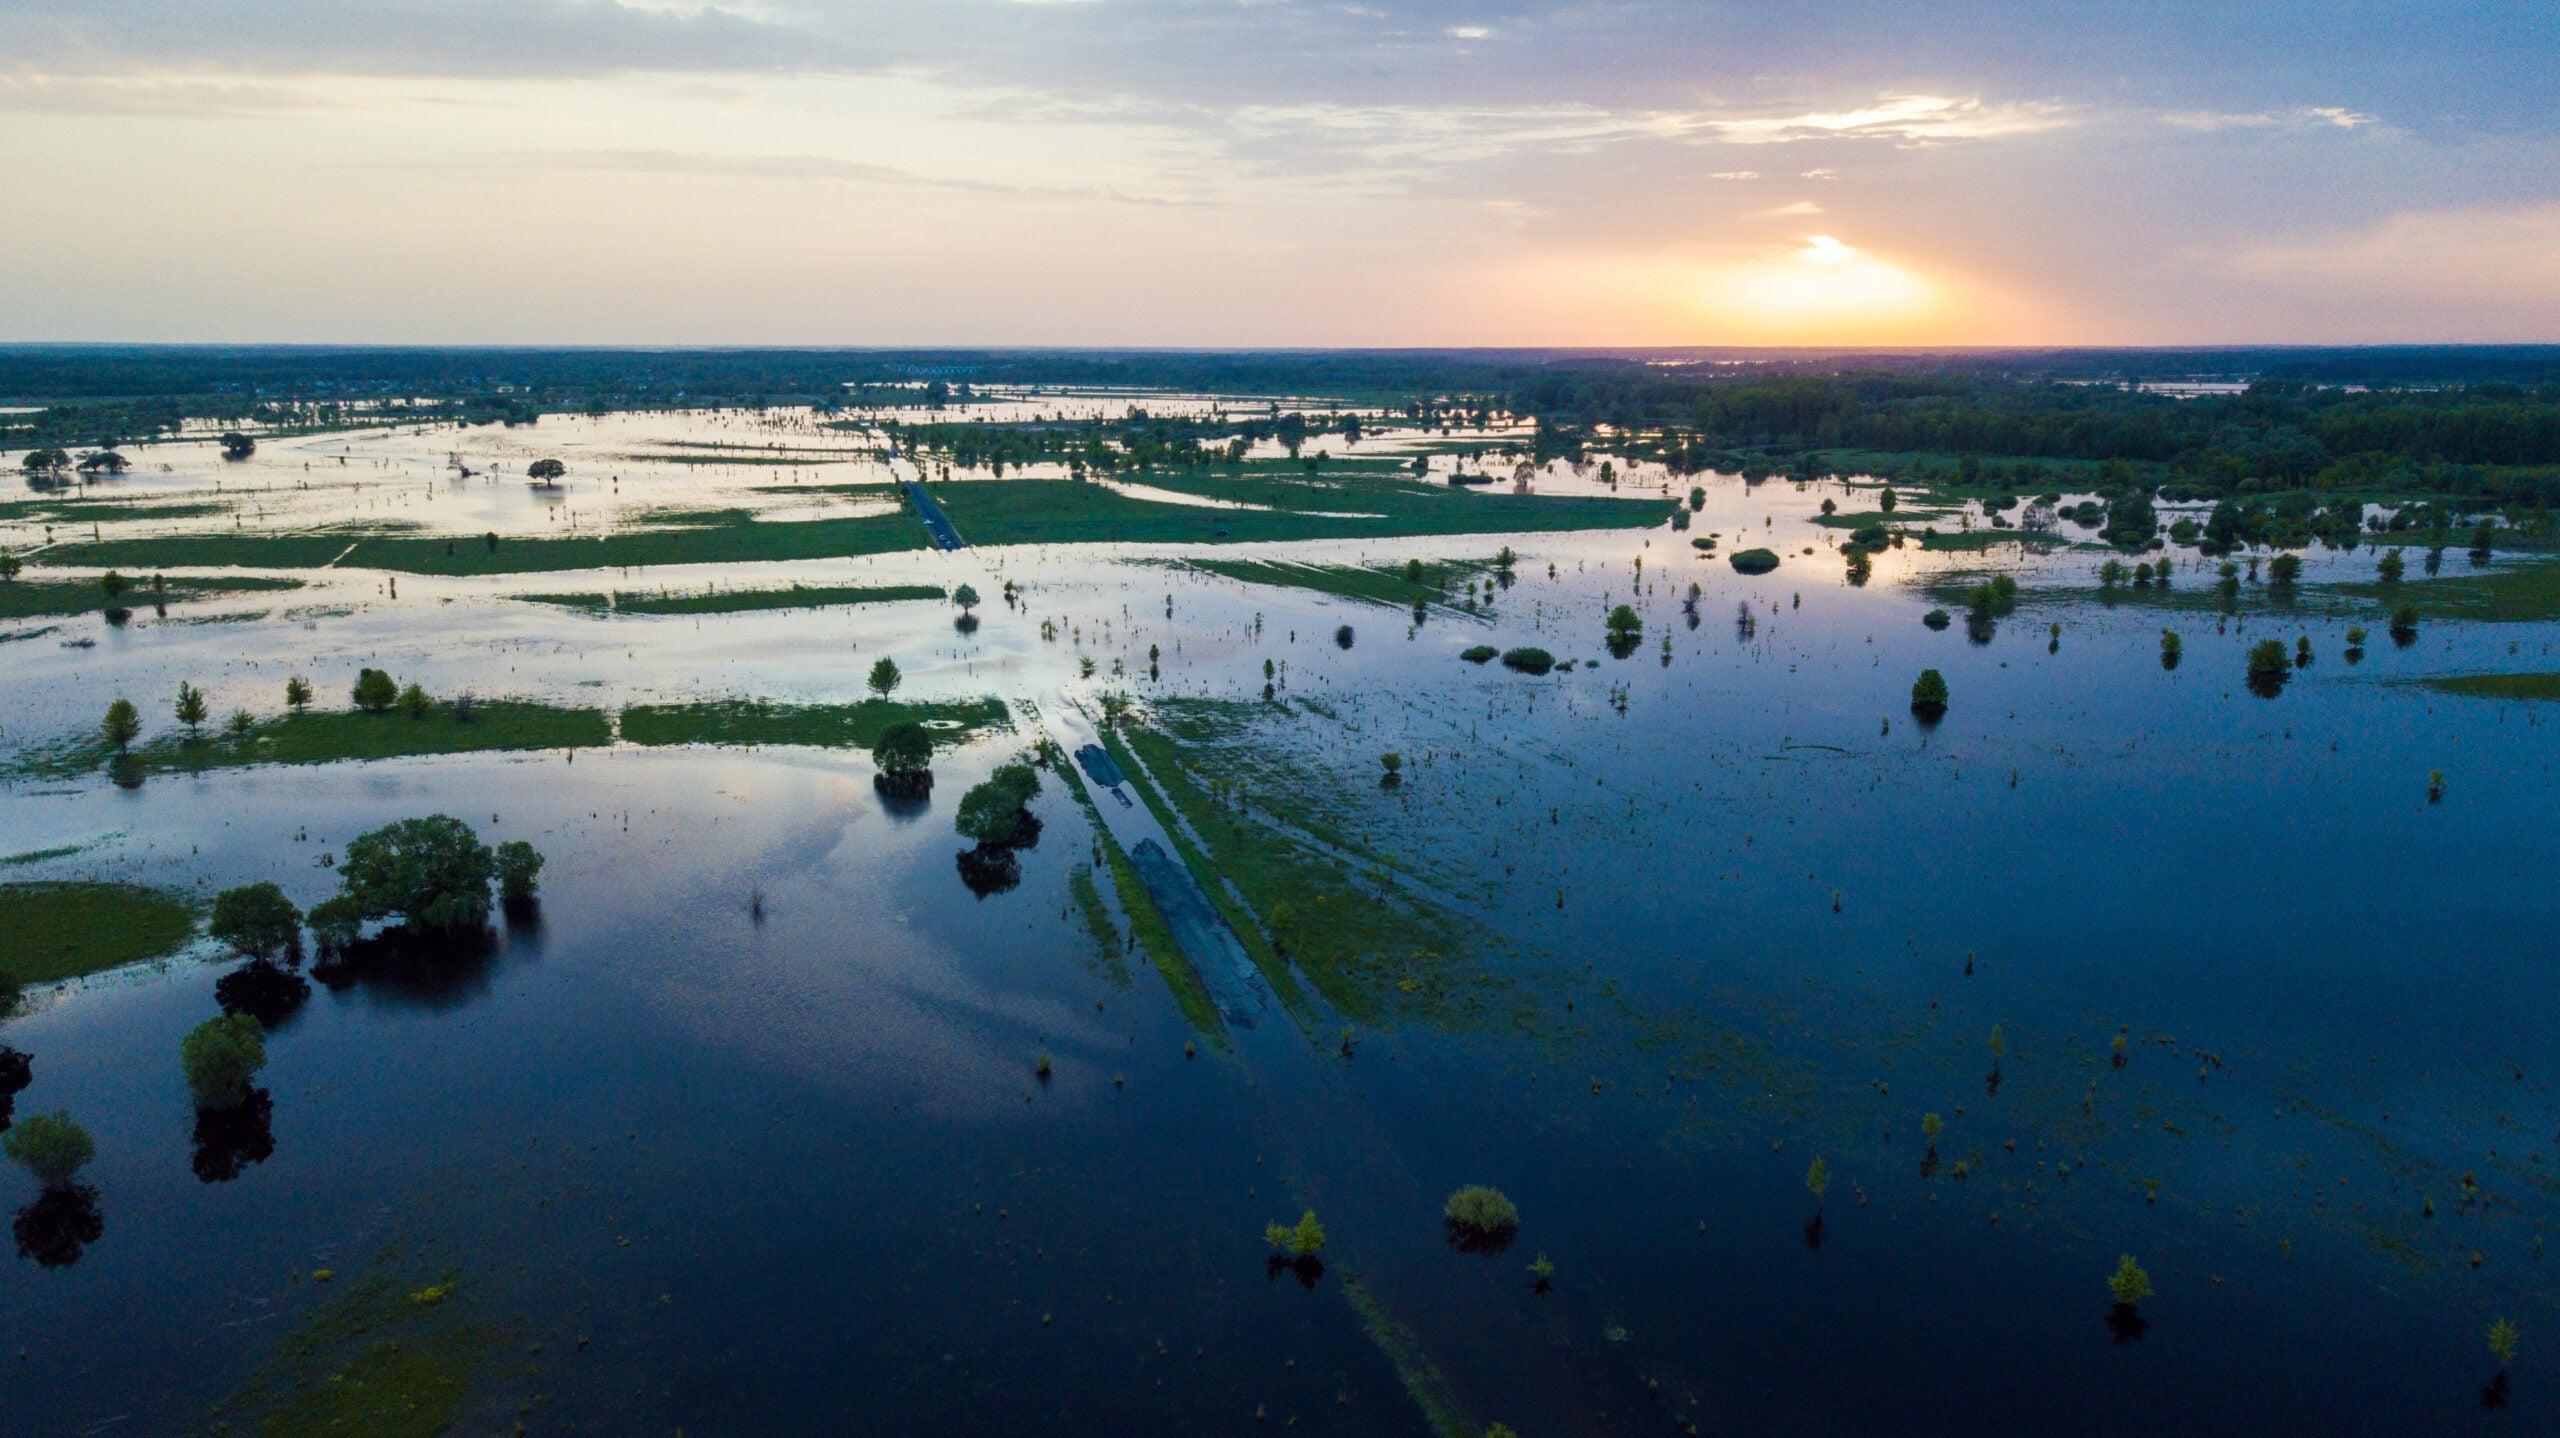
[1754,200,1824,217]
[0,0,841,78]
[2165,105,2381,133]
[469,147,1204,206]
[0,73,339,115]
[1701,93,2068,145]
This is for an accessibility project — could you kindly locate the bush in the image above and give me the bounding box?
[3,1110,94,1187]
[1690,537,1716,551]
[528,457,566,481]
[1921,609,1950,631]
[1728,548,1780,575]
[102,698,141,750]
[1264,1210,1327,1258]
[873,722,932,777]
[1849,523,1888,549]
[495,841,545,901]
[2107,1254,2153,1305]
[1444,1185,1520,1240]
[955,763,1042,844]
[181,1012,267,1110]
[1500,647,1555,675]
[351,668,399,713]
[1910,668,1950,713]
[335,815,498,930]
[867,657,902,699]
[2246,639,2290,678]
[399,682,433,719]
[1459,645,1499,664]
[210,883,302,960]
[1605,603,1642,638]
[2268,552,2302,586]
[2390,602,2419,635]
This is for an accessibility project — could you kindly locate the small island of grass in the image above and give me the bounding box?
[0,881,197,986]
[1728,548,1780,575]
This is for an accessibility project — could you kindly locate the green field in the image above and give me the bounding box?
[929,475,1671,547]
[0,881,198,984]
[518,583,945,617]
[17,702,614,781]
[618,697,1010,749]
[43,510,932,576]
[1182,558,1501,614]
[0,575,302,621]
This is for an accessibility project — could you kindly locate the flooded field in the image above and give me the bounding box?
[5,398,2559,1435]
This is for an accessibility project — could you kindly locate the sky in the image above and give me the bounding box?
[2,0,2556,346]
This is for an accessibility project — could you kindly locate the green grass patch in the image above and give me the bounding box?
[0,575,301,621]
[518,582,944,617]
[1182,558,1496,614]
[1341,1272,1474,1438]
[222,1266,497,1438]
[2333,559,2560,622]
[44,509,929,576]
[0,881,197,984]
[931,476,1669,547]
[618,697,1008,750]
[18,703,610,781]
[2427,673,2560,700]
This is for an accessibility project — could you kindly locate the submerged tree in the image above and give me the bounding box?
[496,841,545,902]
[2246,639,2291,696]
[1264,1210,1327,1259]
[1443,1185,1521,1252]
[4,1110,94,1188]
[1909,668,1950,719]
[210,883,302,961]
[102,698,140,751]
[322,815,500,934]
[872,721,934,797]
[180,1013,267,1110]
[867,657,903,699]
[219,432,256,460]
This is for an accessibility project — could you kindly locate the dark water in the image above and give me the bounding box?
[5,495,2558,1434]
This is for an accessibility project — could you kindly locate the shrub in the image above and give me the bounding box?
[1690,537,1716,551]
[1443,1184,1520,1237]
[181,1013,267,1109]
[2389,603,2419,635]
[2107,1254,2153,1305]
[1605,604,1641,638]
[955,763,1042,844]
[1850,523,1888,549]
[219,431,256,460]
[1264,1210,1327,1258]
[1909,669,1950,714]
[351,668,399,713]
[1728,548,1780,575]
[210,883,302,961]
[495,841,545,901]
[1500,647,1555,675]
[2246,639,2290,678]
[1379,752,1403,775]
[873,721,933,777]
[399,682,433,719]
[1806,1156,1831,1200]
[1921,609,1950,631]
[334,815,498,930]
[2268,552,2302,587]
[3,1111,94,1187]
[2490,1318,2520,1368]
[2377,548,2404,582]
[1459,645,1498,664]
[1335,624,1355,649]
[285,676,313,711]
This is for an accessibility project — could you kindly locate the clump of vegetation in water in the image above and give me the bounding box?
[4,1109,95,1187]
[1379,752,1403,788]
[955,761,1042,845]
[1459,645,1498,664]
[1805,1156,1830,1201]
[1444,1185,1521,1251]
[2389,603,2420,643]
[1265,1210,1327,1258]
[1922,609,1950,631]
[871,721,934,797]
[2246,639,2291,696]
[2429,769,2446,803]
[1501,647,1555,675]
[2489,1317,2520,1368]
[211,882,302,961]
[1335,624,1355,649]
[1728,548,1780,575]
[2377,548,2405,583]
[867,656,903,699]
[2268,552,2302,590]
[2344,626,2367,661]
[1909,669,1949,719]
[2159,629,2182,669]
[181,1012,268,1109]
[2108,1254,2153,1305]
[1604,603,1643,655]
[495,841,544,901]
[306,815,521,944]
[102,697,142,750]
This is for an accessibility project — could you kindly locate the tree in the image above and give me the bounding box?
[2107,1254,2153,1306]
[0,552,19,582]
[210,883,302,960]
[3,1110,94,1187]
[352,668,399,713]
[953,584,980,615]
[496,841,545,901]
[399,682,433,719]
[872,722,932,779]
[2098,559,2126,588]
[284,676,312,711]
[1264,1211,1327,1258]
[1909,669,1950,715]
[2268,552,2302,587]
[180,1013,267,1110]
[955,762,1041,844]
[2390,602,2420,637]
[174,682,209,737]
[333,815,499,931]
[219,432,256,460]
[20,448,69,480]
[101,570,128,600]
[102,698,140,750]
[1879,487,1898,513]
[867,657,903,699]
[2377,548,2405,583]
[79,450,129,476]
[527,458,566,482]
[1805,1156,1831,1201]
[1605,604,1642,638]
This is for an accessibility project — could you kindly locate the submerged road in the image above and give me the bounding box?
[903,480,965,549]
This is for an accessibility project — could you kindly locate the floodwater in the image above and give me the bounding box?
[4,403,2558,1434]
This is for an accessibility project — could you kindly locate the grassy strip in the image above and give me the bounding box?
[1116,717,1503,1029]
[928,476,1669,547]
[517,583,944,617]
[2332,560,2560,622]
[619,697,1007,750]
[1065,865,1131,984]
[16,703,610,781]
[44,509,929,576]
[0,498,232,523]
[1340,1272,1474,1438]
[0,881,197,984]
[2427,673,2560,700]
[218,1266,496,1438]
[1054,751,1224,1041]
[0,575,301,621]
[1182,558,1497,614]
[1921,562,2559,622]
[1099,727,1315,1019]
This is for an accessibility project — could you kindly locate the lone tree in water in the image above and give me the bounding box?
[955,762,1042,845]
[219,432,256,460]
[1909,669,1950,718]
[867,657,903,699]
[496,841,544,901]
[310,815,501,940]
[3,1110,94,1187]
[528,458,566,482]
[871,722,934,796]
[180,1013,267,1110]
[210,883,302,961]
[102,698,141,750]
[953,584,980,616]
